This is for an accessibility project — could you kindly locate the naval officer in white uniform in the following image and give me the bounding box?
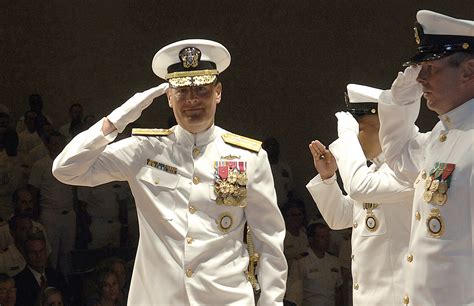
[306,84,413,305]
[52,39,287,305]
[378,10,474,305]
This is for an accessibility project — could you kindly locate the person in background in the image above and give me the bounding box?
[0,273,17,306]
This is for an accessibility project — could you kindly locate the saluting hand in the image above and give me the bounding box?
[107,83,170,133]
[308,140,337,180]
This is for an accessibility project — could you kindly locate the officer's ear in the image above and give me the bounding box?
[166,88,173,108]
[215,82,222,105]
[461,58,474,82]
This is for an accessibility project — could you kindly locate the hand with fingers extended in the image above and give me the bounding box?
[389,65,423,105]
[107,83,170,133]
[335,111,359,138]
[308,140,337,180]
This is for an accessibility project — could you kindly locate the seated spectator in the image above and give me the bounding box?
[282,200,309,268]
[0,273,16,306]
[96,257,130,301]
[16,94,51,134]
[0,221,25,276]
[286,223,343,306]
[59,103,84,142]
[262,137,294,206]
[9,214,34,254]
[87,268,124,306]
[0,112,22,221]
[17,110,43,157]
[12,187,53,256]
[77,182,128,249]
[28,131,75,276]
[14,232,69,306]
[37,286,64,306]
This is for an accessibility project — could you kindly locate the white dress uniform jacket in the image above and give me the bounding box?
[379,98,474,305]
[52,120,287,306]
[306,133,413,305]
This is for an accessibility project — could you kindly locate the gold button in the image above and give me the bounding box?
[439,134,447,142]
[353,283,359,290]
[407,254,413,262]
[415,211,421,221]
[403,295,409,305]
[185,268,193,278]
[353,221,358,229]
[193,176,200,184]
[189,206,196,214]
[192,147,200,158]
[154,179,160,185]
[186,236,193,244]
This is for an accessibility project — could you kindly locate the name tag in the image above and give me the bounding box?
[147,159,177,175]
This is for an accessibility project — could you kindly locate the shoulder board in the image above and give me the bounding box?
[132,128,173,137]
[221,133,262,152]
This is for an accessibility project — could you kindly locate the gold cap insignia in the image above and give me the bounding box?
[180,47,201,69]
[222,133,262,152]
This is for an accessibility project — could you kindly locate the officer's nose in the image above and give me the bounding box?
[416,65,427,84]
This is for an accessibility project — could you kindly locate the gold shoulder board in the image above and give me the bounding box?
[132,128,173,136]
[222,133,262,152]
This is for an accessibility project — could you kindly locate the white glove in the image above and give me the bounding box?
[107,83,169,132]
[335,111,359,138]
[389,65,423,105]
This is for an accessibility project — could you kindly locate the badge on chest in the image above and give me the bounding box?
[363,203,379,232]
[214,157,248,207]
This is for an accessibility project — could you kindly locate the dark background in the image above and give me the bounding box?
[2,1,473,218]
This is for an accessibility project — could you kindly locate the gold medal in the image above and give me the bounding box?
[429,179,440,192]
[438,181,448,194]
[365,212,378,232]
[216,213,233,233]
[236,173,248,185]
[424,176,433,190]
[426,209,444,238]
[423,190,434,203]
[433,192,447,206]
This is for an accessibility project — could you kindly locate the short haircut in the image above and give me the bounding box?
[447,52,474,67]
[281,199,305,217]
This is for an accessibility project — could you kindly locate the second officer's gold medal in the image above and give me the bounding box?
[429,179,440,192]
[438,181,448,194]
[216,213,233,233]
[433,192,447,206]
[423,190,434,203]
[426,209,444,238]
[363,203,379,232]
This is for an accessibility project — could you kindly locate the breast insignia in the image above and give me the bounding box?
[132,128,173,136]
[221,133,262,152]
